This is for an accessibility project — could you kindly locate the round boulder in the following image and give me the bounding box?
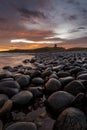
[5,122,37,130]
[0,100,13,118]
[11,91,33,108]
[53,107,87,130]
[16,75,30,89]
[59,76,74,87]
[77,73,87,80]
[0,94,8,107]
[57,71,70,78]
[64,80,85,96]
[32,77,44,85]
[45,78,62,95]
[45,91,74,119]
[0,81,20,97]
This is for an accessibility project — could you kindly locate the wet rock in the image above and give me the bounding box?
[0,72,12,80]
[0,81,20,97]
[77,73,87,80]
[41,70,52,78]
[0,94,8,107]
[16,75,30,88]
[64,80,85,95]
[11,91,33,108]
[69,67,82,75]
[59,76,74,87]
[53,107,87,130]
[32,77,44,85]
[0,100,13,118]
[29,87,43,98]
[3,66,13,71]
[49,73,58,79]
[23,59,30,64]
[30,57,36,63]
[5,122,37,130]
[0,120,3,130]
[57,71,70,78]
[31,70,41,78]
[71,93,85,109]
[53,65,64,72]
[45,91,74,119]
[45,78,62,95]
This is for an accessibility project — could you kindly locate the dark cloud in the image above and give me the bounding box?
[62,13,78,21]
[17,7,46,20]
[67,0,75,4]
[65,37,87,44]
[0,18,7,23]
[77,27,86,30]
[68,15,77,20]
[67,0,80,5]
[82,9,87,13]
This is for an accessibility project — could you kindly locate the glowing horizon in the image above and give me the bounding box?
[0,0,86,50]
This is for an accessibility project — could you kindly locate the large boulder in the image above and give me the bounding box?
[5,122,37,130]
[45,91,74,119]
[53,107,87,130]
[64,80,85,96]
[45,78,62,95]
[11,91,33,108]
[0,81,20,97]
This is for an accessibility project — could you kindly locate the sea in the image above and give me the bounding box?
[0,53,34,71]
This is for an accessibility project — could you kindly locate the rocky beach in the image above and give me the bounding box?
[0,51,87,130]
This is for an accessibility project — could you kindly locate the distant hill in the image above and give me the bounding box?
[68,47,87,51]
[4,47,65,53]
[1,47,87,53]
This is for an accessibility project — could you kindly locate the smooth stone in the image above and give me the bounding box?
[0,100,13,118]
[69,67,82,75]
[77,71,87,77]
[28,87,43,97]
[64,80,85,95]
[0,81,20,97]
[0,120,3,130]
[57,71,70,78]
[59,76,74,87]
[11,91,33,108]
[32,77,44,85]
[16,75,30,88]
[53,107,87,130]
[3,66,12,70]
[77,73,87,80]
[53,65,64,72]
[30,70,41,78]
[23,59,30,64]
[41,70,52,78]
[30,58,36,63]
[80,80,87,92]
[1,78,14,82]
[0,72,12,80]
[45,78,62,95]
[45,91,74,119]
[0,94,8,107]
[71,93,85,108]
[49,73,58,79]
[5,122,37,130]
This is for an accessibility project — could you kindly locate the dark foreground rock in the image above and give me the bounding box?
[5,122,37,130]
[45,91,74,119]
[53,107,87,130]
[1,51,87,130]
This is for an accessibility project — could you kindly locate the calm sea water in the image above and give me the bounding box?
[0,53,34,70]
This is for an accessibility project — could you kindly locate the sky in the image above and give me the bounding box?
[0,0,87,51]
